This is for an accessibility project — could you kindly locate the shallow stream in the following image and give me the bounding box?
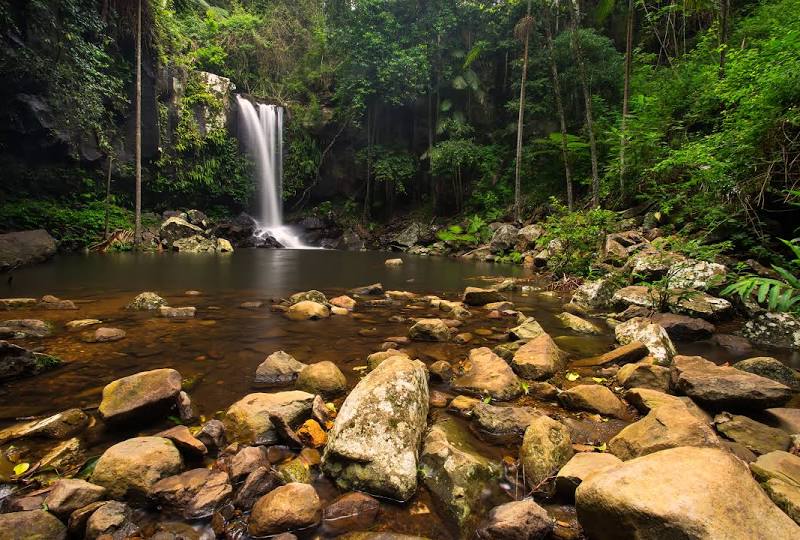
[1,249,794,539]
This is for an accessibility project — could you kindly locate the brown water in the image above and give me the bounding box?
[0,249,791,539]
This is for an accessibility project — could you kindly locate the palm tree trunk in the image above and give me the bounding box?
[620,0,634,200]
[134,0,142,248]
[544,14,574,211]
[514,1,532,222]
[570,0,600,208]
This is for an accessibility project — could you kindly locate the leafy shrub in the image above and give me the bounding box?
[536,200,619,277]
[0,199,135,250]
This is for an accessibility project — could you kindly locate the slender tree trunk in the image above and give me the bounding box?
[544,16,574,211]
[514,1,532,222]
[570,0,600,208]
[134,0,142,248]
[362,106,372,223]
[104,154,113,239]
[718,0,729,78]
[620,0,634,200]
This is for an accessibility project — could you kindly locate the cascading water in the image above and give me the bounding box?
[236,95,308,248]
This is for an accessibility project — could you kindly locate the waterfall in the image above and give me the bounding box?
[236,95,307,248]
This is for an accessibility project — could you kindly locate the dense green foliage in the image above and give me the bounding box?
[1,0,799,263]
[723,239,800,313]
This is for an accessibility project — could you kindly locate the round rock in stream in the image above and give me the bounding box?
[91,436,183,498]
[248,482,321,536]
[322,354,429,501]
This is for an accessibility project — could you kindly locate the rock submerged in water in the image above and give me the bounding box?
[285,300,330,321]
[322,355,428,501]
[0,318,53,338]
[408,318,451,341]
[126,291,167,310]
[98,368,182,423]
[91,436,183,499]
[420,419,501,528]
[519,415,573,487]
[462,287,506,306]
[453,347,522,401]
[576,446,800,539]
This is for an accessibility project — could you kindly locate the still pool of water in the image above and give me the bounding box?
[0,249,794,539]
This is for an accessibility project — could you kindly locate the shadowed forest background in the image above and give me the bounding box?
[1,0,798,258]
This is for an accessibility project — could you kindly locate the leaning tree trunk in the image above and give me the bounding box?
[620,0,634,200]
[544,14,574,211]
[570,0,600,208]
[514,1,533,222]
[134,0,142,248]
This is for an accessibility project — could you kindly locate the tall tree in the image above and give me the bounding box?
[544,4,574,210]
[620,0,635,199]
[134,0,142,248]
[569,0,600,207]
[514,1,533,222]
[718,0,730,77]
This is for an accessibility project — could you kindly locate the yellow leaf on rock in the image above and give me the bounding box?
[13,463,29,476]
[565,372,580,382]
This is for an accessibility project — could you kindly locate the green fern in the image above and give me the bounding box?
[721,239,800,313]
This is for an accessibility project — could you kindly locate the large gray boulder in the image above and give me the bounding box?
[223,391,314,444]
[0,229,57,271]
[576,446,800,539]
[570,277,617,310]
[322,355,429,501]
[670,355,792,409]
[98,368,183,423]
[91,437,183,499]
[489,224,519,253]
[420,419,501,528]
[159,216,204,246]
[743,312,800,350]
[614,317,676,365]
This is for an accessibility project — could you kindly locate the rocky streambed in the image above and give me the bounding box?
[0,250,799,540]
